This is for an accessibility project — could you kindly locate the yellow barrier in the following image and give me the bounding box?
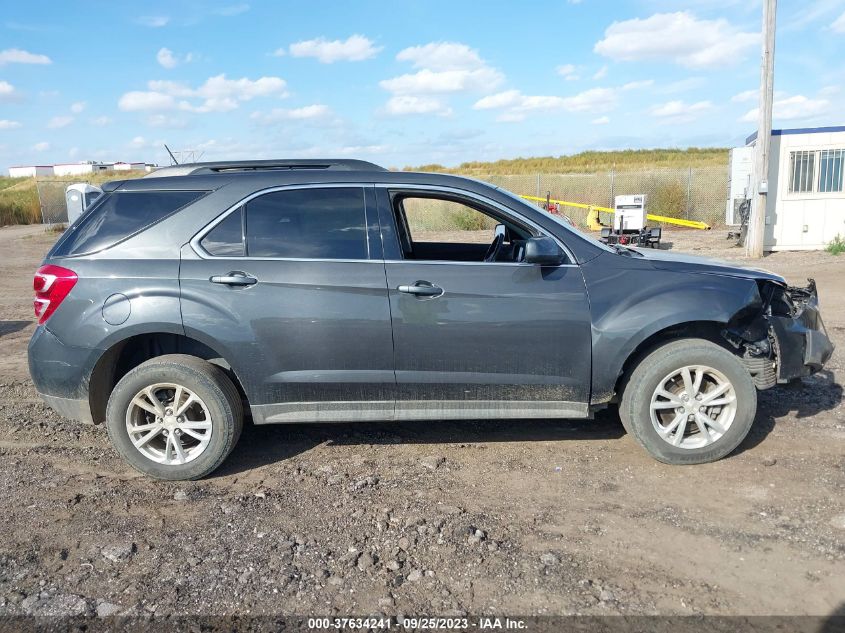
[520,194,711,230]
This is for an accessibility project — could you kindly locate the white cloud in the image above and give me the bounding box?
[649,99,714,123]
[380,41,503,118]
[137,16,169,27]
[90,115,113,126]
[741,94,832,123]
[593,65,608,80]
[560,87,617,112]
[119,90,177,111]
[0,48,51,65]
[594,12,758,68]
[289,35,381,63]
[474,90,523,110]
[660,77,705,94]
[556,64,579,80]
[0,119,21,129]
[33,141,50,152]
[213,3,249,16]
[474,87,616,121]
[380,68,503,95]
[396,42,484,71]
[383,95,452,116]
[251,104,333,123]
[592,116,610,125]
[0,80,18,101]
[381,42,503,97]
[731,89,757,103]
[157,47,178,69]
[70,101,86,113]
[145,114,189,129]
[831,11,845,32]
[157,48,194,68]
[622,80,654,90]
[119,74,288,113]
[48,115,74,129]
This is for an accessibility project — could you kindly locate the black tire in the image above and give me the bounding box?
[105,354,243,480]
[619,338,757,465]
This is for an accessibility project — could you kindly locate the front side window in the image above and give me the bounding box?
[403,197,499,245]
[245,187,367,259]
[393,194,533,263]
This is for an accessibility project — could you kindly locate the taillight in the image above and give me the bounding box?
[33,265,77,325]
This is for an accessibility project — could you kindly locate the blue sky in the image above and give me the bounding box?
[1,0,843,170]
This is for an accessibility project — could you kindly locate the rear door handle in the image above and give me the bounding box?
[398,281,443,297]
[210,271,258,286]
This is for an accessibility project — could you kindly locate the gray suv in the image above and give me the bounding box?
[28,159,833,479]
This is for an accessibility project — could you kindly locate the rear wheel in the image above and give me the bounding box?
[619,338,757,464]
[105,354,243,480]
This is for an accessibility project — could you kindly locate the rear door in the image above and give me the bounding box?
[180,184,396,423]
[376,185,593,420]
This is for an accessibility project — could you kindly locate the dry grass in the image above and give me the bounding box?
[0,171,147,226]
[405,148,729,175]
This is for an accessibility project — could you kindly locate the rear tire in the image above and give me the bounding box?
[105,354,243,480]
[619,338,756,465]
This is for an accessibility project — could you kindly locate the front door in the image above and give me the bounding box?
[180,185,395,423]
[377,187,592,420]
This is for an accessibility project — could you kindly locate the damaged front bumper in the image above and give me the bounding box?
[725,279,834,388]
[769,280,835,382]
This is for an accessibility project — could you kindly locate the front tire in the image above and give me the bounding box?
[619,338,757,465]
[105,354,243,480]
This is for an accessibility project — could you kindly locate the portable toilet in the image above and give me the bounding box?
[65,183,103,225]
[613,194,647,233]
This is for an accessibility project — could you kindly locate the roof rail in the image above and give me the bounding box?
[146,159,387,177]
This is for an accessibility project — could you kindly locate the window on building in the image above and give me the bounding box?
[788,150,815,193]
[818,149,844,193]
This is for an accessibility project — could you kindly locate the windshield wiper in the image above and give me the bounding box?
[610,243,644,257]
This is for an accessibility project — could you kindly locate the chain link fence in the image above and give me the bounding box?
[479,166,728,229]
[35,179,81,227]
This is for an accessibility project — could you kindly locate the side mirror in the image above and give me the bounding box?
[494,223,506,239]
[524,236,565,265]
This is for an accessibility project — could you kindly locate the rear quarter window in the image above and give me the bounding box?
[51,190,206,256]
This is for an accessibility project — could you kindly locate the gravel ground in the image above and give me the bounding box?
[0,224,843,621]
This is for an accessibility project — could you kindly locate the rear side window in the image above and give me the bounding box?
[52,190,205,256]
[243,187,367,259]
[201,207,245,256]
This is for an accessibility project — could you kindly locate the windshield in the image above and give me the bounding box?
[494,187,617,254]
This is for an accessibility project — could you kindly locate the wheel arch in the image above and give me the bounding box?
[88,332,248,424]
[608,320,735,407]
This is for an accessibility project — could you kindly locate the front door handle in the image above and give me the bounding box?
[210,271,258,286]
[398,280,443,297]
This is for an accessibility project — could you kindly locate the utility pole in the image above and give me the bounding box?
[747,0,777,258]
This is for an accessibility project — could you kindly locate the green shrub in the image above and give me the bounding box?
[826,234,845,255]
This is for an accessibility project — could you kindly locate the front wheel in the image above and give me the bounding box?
[619,338,757,465]
[105,354,243,480]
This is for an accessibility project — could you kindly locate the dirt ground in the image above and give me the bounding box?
[0,224,843,620]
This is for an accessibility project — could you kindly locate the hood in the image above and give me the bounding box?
[629,247,786,284]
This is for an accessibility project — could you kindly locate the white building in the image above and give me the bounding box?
[741,126,845,251]
[8,165,54,178]
[52,162,114,177]
[113,161,147,171]
[8,161,157,178]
